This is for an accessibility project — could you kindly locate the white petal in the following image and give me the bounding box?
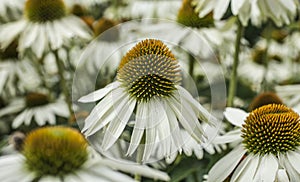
[230,155,259,182]
[231,0,246,15]
[127,102,147,156]
[213,129,242,144]
[276,169,289,182]
[164,103,183,153]
[82,87,126,135]
[208,145,246,182]
[12,110,27,128]
[213,0,230,19]
[39,176,62,182]
[279,154,300,181]
[143,103,157,161]
[0,20,26,49]
[98,158,170,181]
[287,150,300,174]
[78,82,120,103]
[224,107,248,127]
[253,155,278,182]
[102,96,136,150]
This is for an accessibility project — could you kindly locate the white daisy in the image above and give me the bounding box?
[0,93,69,128]
[0,126,170,181]
[195,0,298,26]
[0,0,24,22]
[79,39,218,162]
[208,104,300,182]
[0,0,91,59]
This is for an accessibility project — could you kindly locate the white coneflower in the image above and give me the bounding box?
[208,104,300,181]
[0,92,69,128]
[0,126,170,181]
[79,39,218,162]
[195,0,298,26]
[0,41,41,97]
[0,0,91,59]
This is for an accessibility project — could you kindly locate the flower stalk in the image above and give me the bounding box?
[227,20,244,107]
[53,50,73,118]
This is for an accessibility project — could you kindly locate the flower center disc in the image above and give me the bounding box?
[242,104,300,155]
[25,92,50,108]
[25,0,66,22]
[23,126,88,177]
[117,39,181,102]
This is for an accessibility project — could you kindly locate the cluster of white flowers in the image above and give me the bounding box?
[0,0,299,181]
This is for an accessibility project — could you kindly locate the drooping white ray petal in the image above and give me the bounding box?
[127,102,147,156]
[231,0,246,15]
[276,169,289,182]
[39,176,62,182]
[154,99,171,157]
[164,102,183,153]
[224,107,248,127]
[279,154,300,182]
[230,155,259,182]
[143,100,158,161]
[98,158,170,181]
[177,86,218,125]
[213,0,230,20]
[0,20,26,49]
[82,87,126,134]
[12,110,27,128]
[208,145,246,182]
[213,129,242,144]
[287,150,300,174]
[79,165,134,182]
[167,96,204,142]
[32,25,48,58]
[102,96,136,150]
[19,22,39,50]
[253,154,278,182]
[34,107,48,126]
[78,82,120,103]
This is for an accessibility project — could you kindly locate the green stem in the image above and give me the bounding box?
[188,53,195,79]
[134,135,145,181]
[261,23,272,92]
[53,50,73,118]
[227,20,244,107]
[193,171,200,182]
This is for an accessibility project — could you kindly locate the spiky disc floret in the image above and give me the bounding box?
[117,39,181,102]
[242,104,300,155]
[25,0,66,22]
[23,126,88,177]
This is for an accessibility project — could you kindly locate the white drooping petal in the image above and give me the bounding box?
[102,96,136,150]
[0,155,35,181]
[98,158,170,181]
[82,87,126,135]
[224,107,248,127]
[276,169,289,182]
[0,20,26,49]
[208,145,246,182]
[127,102,147,156]
[253,154,278,182]
[231,0,246,15]
[279,153,300,181]
[213,129,242,144]
[213,0,230,20]
[12,110,27,128]
[287,150,300,174]
[78,82,120,103]
[230,155,259,182]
